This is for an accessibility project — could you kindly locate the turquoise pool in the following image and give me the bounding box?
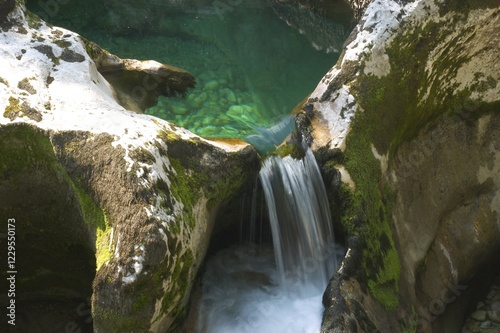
[28,0,352,152]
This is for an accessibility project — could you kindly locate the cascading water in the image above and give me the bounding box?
[259,146,337,297]
[197,146,342,333]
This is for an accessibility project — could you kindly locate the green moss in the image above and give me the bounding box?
[337,2,499,311]
[334,105,400,309]
[3,96,22,119]
[0,124,96,299]
[26,10,43,29]
[340,110,400,310]
[123,248,195,331]
[158,250,194,314]
[93,310,145,332]
[270,143,305,160]
[0,125,110,273]
[168,158,200,229]
[0,124,56,178]
[352,16,495,159]
[95,213,112,270]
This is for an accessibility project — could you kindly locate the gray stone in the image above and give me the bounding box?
[471,310,487,321]
[479,327,500,333]
[0,4,260,333]
[488,311,500,324]
[466,320,481,333]
[492,301,500,312]
[480,321,492,329]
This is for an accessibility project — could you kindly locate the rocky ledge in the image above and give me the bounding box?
[292,0,500,332]
[0,1,259,332]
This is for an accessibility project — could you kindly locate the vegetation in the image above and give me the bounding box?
[330,3,499,310]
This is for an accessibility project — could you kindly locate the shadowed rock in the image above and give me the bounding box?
[83,38,196,112]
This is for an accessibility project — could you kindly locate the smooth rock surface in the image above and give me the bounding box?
[295,0,500,332]
[0,2,259,332]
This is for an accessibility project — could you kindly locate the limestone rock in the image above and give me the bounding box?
[295,0,500,332]
[0,2,259,332]
[83,38,195,112]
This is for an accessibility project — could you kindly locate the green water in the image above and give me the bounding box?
[28,0,351,152]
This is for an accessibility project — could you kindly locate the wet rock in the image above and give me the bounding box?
[487,311,500,324]
[466,320,481,333]
[83,38,195,112]
[0,0,15,22]
[1,4,260,333]
[480,321,492,329]
[492,302,500,312]
[303,0,500,332]
[472,311,488,321]
[204,79,219,90]
[480,328,500,333]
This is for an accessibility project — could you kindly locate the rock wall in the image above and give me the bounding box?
[0,2,259,332]
[296,0,500,332]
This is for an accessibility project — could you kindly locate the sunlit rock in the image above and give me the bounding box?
[297,0,500,332]
[0,2,259,332]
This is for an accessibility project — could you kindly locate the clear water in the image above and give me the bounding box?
[27,1,350,329]
[259,146,338,296]
[198,147,343,332]
[198,244,342,333]
[28,0,350,152]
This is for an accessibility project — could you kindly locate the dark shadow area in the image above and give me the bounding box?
[208,178,274,255]
[0,124,95,333]
[431,250,500,333]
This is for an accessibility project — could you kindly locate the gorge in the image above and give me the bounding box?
[0,0,499,332]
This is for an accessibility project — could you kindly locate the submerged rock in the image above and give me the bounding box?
[0,2,259,332]
[296,0,500,332]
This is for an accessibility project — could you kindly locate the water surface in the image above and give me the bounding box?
[28,0,352,152]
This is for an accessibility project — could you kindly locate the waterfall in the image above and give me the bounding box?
[259,146,337,297]
[197,145,341,333]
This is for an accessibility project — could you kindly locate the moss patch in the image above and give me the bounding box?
[2,96,42,123]
[4,96,22,120]
[169,158,199,229]
[341,111,400,310]
[0,124,96,316]
[95,213,112,270]
[351,10,497,159]
[271,142,305,160]
[156,249,194,324]
[333,1,499,311]
[17,77,37,94]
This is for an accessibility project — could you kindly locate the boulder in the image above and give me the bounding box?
[0,2,259,332]
[82,38,195,112]
[295,0,500,332]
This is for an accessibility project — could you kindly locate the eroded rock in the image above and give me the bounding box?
[83,39,196,112]
[0,2,259,332]
[297,0,500,332]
